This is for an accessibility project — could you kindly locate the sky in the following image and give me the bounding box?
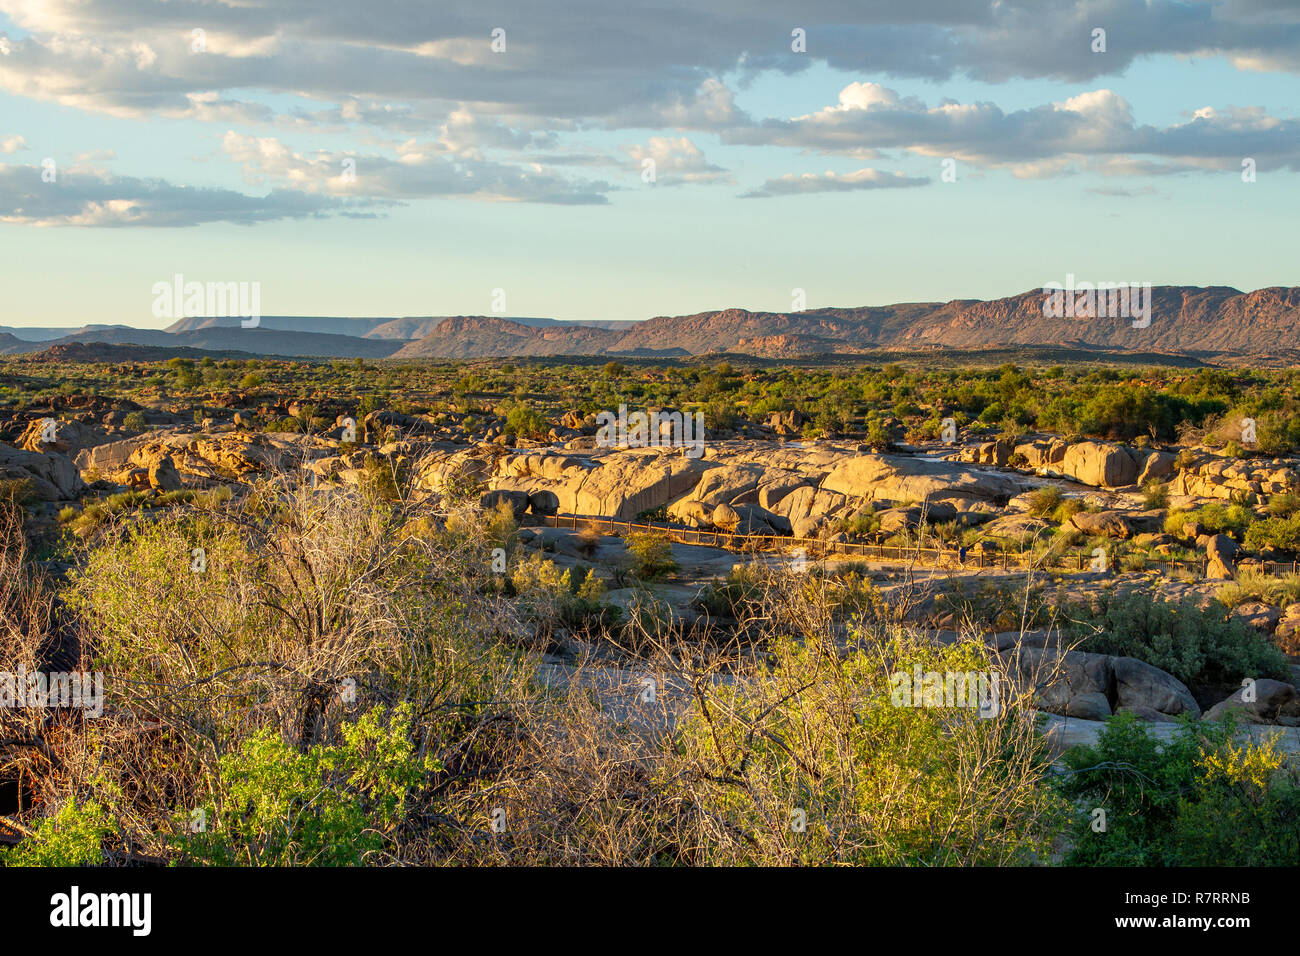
[0,0,1298,328]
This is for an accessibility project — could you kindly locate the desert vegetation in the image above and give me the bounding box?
[2,353,1299,866]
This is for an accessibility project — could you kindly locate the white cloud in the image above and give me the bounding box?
[727,82,1300,173]
[0,163,369,227]
[623,137,731,185]
[222,131,612,204]
[2,0,1299,131]
[741,167,929,198]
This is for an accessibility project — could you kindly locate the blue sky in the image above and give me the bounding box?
[1,1,1298,327]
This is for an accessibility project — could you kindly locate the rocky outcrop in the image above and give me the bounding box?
[481,489,529,520]
[1231,602,1281,633]
[469,443,1037,531]
[1014,438,1068,469]
[957,439,1012,466]
[414,445,504,494]
[1273,603,1300,654]
[756,471,812,511]
[1170,454,1297,501]
[489,448,709,520]
[75,436,154,475]
[772,485,850,527]
[108,432,332,486]
[1003,646,1200,720]
[0,442,86,500]
[18,418,112,456]
[766,410,806,436]
[364,409,440,440]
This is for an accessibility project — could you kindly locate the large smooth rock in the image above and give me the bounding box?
[1205,534,1238,580]
[572,452,709,519]
[527,489,560,516]
[756,471,812,511]
[1231,601,1280,633]
[1136,450,1177,485]
[711,503,741,531]
[1112,656,1201,718]
[1004,647,1113,713]
[691,464,767,507]
[415,447,501,494]
[0,442,86,500]
[792,515,824,538]
[148,454,183,492]
[76,435,155,475]
[982,514,1051,538]
[1004,647,1199,719]
[668,498,712,526]
[774,485,850,524]
[820,454,1027,504]
[1273,603,1300,652]
[481,489,529,520]
[1014,438,1067,469]
[19,418,111,456]
[1204,679,1300,725]
[733,503,790,535]
[1061,441,1138,489]
[1068,510,1133,539]
[1066,692,1113,720]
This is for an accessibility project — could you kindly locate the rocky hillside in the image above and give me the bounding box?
[392,316,622,358]
[8,285,1300,360]
[351,286,1300,360]
[14,326,407,359]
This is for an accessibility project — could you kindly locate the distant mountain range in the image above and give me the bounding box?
[5,286,1300,362]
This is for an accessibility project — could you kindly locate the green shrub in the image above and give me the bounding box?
[1065,591,1289,689]
[625,532,678,580]
[1267,493,1300,518]
[1166,503,1250,539]
[1026,486,1062,518]
[1244,513,1300,553]
[1216,567,1300,609]
[0,797,111,866]
[1141,479,1169,510]
[695,564,767,618]
[175,706,437,866]
[671,630,1065,864]
[509,551,620,632]
[0,478,36,506]
[504,402,548,440]
[1058,712,1300,866]
[1051,498,1085,524]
